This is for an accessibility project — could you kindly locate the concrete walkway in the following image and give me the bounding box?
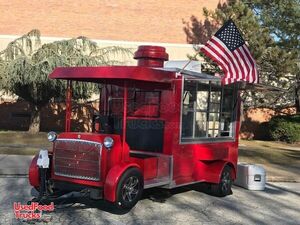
[0,154,33,175]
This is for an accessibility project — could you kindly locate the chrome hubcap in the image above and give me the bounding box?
[121,176,139,203]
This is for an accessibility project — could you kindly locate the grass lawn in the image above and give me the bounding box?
[239,140,300,181]
[0,131,51,155]
[239,139,300,165]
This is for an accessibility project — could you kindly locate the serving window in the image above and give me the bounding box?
[181,78,237,142]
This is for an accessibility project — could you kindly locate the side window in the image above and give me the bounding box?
[181,78,236,142]
[220,87,235,136]
[195,82,209,137]
[208,84,222,137]
[182,81,197,138]
[128,90,160,117]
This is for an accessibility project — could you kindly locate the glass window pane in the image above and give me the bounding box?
[222,88,234,112]
[210,103,220,112]
[210,91,221,103]
[195,112,206,137]
[220,85,236,137]
[220,116,232,137]
[183,81,196,110]
[208,129,219,138]
[209,113,219,122]
[182,111,194,138]
[196,91,208,110]
[128,90,160,117]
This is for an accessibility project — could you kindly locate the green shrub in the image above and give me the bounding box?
[268,114,300,143]
[257,122,271,140]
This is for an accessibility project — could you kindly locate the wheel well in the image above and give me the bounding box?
[104,163,141,203]
[225,162,236,180]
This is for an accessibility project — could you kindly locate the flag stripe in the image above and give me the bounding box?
[211,37,243,80]
[208,38,237,81]
[238,46,254,83]
[201,45,229,74]
[232,50,244,81]
[243,46,258,83]
[233,49,248,81]
[200,19,258,84]
[241,46,255,82]
[236,47,250,81]
[203,42,233,76]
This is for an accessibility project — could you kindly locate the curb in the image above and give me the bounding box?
[0,169,29,176]
[0,174,28,178]
[267,176,299,183]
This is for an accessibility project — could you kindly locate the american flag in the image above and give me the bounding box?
[201,19,258,85]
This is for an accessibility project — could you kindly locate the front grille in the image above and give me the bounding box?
[53,139,102,181]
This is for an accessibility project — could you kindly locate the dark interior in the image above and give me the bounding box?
[93,116,164,153]
[126,119,164,153]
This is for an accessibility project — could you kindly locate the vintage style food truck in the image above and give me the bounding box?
[29,45,242,209]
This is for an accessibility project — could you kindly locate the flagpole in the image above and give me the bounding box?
[178,50,200,74]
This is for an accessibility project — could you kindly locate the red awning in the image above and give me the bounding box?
[49,66,176,89]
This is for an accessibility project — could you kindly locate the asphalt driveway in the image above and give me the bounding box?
[0,177,299,225]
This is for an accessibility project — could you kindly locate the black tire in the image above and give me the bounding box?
[115,167,143,209]
[210,165,233,197]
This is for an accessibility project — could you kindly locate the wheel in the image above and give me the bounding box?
[116,167,143,209]
[210,165,233,197]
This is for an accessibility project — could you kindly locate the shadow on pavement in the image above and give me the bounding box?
[266,183,300,196]
[34,183,222,216]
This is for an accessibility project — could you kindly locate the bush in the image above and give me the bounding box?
[268,114,300,143]
[257,122,271,140]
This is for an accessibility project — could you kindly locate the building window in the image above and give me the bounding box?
[181,78,237,142]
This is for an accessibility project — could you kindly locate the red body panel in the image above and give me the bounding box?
[50,66,175,90]
[130,157,158,180]
[28,154,39,187]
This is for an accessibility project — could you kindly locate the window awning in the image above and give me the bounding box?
[156,67,221,81]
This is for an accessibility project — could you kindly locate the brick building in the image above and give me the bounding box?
[0,0,220,44]
[0,0,222,59]
[0,0,222,131]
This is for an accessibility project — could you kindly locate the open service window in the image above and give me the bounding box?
[181,77,237,142]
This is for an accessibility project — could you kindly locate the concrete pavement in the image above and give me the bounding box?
[0,154,33,175]
[0,154,299,224]
[0,177,299,225]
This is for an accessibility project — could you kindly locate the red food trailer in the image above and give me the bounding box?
[29,46,242,209]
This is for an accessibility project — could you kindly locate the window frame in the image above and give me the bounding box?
[179,76,238,144]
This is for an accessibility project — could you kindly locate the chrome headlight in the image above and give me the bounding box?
[103,137,114,149]
[47,131,57,142]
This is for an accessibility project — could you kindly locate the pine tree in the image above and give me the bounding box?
[246,0,300,112]
[0,30,132,133]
